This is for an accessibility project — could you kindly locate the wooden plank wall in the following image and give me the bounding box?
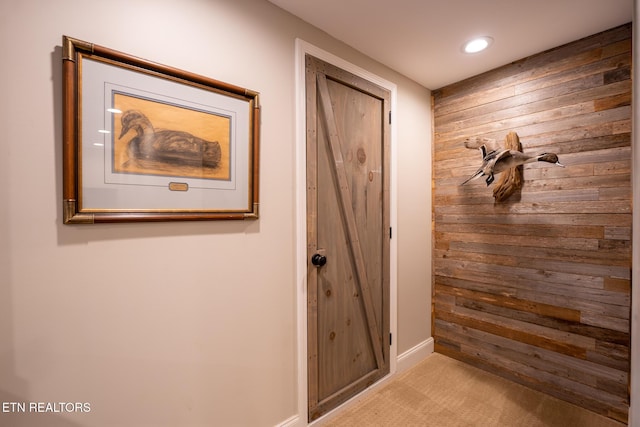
[432,23,631,423]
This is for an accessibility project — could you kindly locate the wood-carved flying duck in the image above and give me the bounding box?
[119,110,222,168]
[461,136,564,186]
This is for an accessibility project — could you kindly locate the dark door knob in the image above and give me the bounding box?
[311,254,327,267]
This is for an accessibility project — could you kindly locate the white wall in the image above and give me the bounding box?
[0,0,432,426]
[396,86,433,355]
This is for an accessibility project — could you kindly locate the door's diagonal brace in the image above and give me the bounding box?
[316,73,385,369]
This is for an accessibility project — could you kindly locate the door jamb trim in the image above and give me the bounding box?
[294,38,398,425]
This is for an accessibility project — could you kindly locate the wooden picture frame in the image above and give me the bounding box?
[62,36,260,223]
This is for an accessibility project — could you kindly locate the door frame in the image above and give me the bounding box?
[294,39,398,426]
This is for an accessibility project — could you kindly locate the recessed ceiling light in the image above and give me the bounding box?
[463,36,493,54]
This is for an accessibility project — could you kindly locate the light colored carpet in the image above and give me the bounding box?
[321,353,625,427]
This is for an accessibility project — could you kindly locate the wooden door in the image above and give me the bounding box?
[305,55,391,421]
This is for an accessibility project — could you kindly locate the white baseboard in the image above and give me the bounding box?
[276,414,300,427]
[396,337,434,374]
[278,337,435,427]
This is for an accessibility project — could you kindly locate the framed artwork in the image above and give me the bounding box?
[62,36,260,223]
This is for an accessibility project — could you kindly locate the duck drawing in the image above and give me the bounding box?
[118,110,221,169]
[461,136,564,186]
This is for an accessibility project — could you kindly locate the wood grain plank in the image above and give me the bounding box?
[435,273,629,318]
[316,73,385,370]
[439,285,581,321]
[432,24,631,421]
[435,319,628,392]
[436,77,630,135]
[435,308,592,358]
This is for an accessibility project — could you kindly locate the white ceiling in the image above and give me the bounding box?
[268,0,633,89]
